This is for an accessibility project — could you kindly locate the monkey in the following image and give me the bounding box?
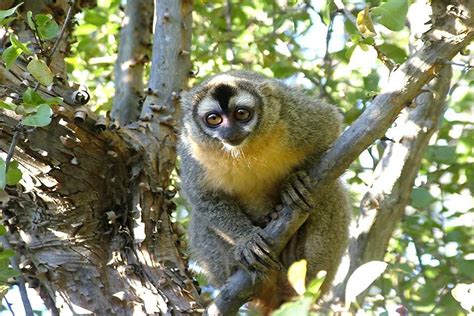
[178,70,350,313]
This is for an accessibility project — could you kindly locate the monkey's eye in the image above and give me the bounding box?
[234,108,252,122]
[205,113,223,127]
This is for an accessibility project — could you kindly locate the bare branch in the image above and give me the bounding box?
[111,0,153,125]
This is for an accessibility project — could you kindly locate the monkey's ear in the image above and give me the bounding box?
[257,81,280,99]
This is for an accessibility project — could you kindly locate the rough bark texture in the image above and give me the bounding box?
[209,1,473,313]
[1,0,201,314]
[111,0,153,125]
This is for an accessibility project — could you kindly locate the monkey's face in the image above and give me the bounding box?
[192,83,261,148]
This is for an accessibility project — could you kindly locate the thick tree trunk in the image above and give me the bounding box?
[1,0,201,314]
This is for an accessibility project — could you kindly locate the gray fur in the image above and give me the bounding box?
[178,70,350,307]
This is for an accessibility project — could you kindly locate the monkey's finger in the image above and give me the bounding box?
[292,177,314,210]
[285,184,309,211]
[297,172,313,189]
[255,233,274,252]
[241,248,256,267]
[282,191,293,208]
[252,243,280,270]
[244,248,269,273]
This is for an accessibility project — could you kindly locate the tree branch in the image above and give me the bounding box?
[111,0,153,125]
[208,2,473,314]
[331,65,453,308]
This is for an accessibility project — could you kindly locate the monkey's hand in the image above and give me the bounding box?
[233,230,281,282]
[281,171,315,213]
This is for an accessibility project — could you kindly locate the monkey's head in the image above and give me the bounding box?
[181,71,282,151]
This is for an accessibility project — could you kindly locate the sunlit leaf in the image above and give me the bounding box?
[451,283,474,313]
[0,225,5,236]
[0,101,16,111]
[23,104,52,127]
[0,2,22,22]
[10,34,32,55]
[357,7,377,38]
[27,58,54,86]
[306,270,327,296]
[371,0,408,31]
[287,259,307,295]
[345,261,388,307]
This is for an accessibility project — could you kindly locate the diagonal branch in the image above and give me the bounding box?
[208,2,473,314]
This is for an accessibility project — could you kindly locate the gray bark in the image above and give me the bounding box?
[0,0,201,314]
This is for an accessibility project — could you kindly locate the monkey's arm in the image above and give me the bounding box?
[179,148,280,282]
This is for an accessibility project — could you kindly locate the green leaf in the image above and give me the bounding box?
[426,145,457,164]
[410,187,436,209]
[27,58,54,86]
[0,16,16,26]
[6,161,21,186]
[9,34,32,55]
[0,266,20,282]
[0,2,23,21]
[377,43,407,64]
[23,104,52,127]
[0,249,15,260]
[84,10,108,26]
[1,45,22,70]
[0,101,16,111]
[35,14,60,39]
[272,296,313,316]
[22,87,45,107]
[0,225,5,236]
[371,0,408,31]
[0,159,5,190]
[306,271,327,296]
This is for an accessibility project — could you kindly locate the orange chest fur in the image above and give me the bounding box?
[188,124,311,213]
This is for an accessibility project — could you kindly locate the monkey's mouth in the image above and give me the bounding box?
[222,138,246,146]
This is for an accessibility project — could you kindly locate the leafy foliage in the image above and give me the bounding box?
[0,0,472,314]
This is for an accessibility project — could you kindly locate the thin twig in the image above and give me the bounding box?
[320,11,336,98]
[5,122,22,172]
[47,0,76,63]
[3,296,15,316]
[443,60,473,69]
[30,16,45,52]
[333,0,356,25]
[0,236,33,316]
[333,0,395,70]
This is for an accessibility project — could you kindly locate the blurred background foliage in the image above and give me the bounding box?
[12,0,473,315]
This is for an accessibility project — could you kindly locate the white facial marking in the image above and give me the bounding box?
[197,96,219,117]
